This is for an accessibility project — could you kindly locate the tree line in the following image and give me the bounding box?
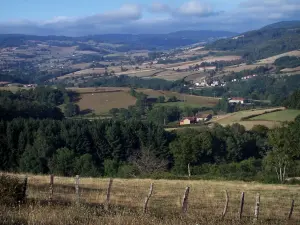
[1,117,300,183]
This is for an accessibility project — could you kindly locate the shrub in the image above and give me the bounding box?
[0,175,26,205]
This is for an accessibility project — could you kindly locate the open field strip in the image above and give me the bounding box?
[1,173,300,224]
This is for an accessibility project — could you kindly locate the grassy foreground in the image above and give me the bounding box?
[1,174,300,225]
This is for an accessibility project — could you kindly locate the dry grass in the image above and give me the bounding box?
[258,50,300,64]
[281,66,300,72]
[224,64,265,72]
[1,173,300,224]
[165,56,241,70]
[77,91,136,114]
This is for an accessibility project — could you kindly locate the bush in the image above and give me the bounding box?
[0,175,26,205]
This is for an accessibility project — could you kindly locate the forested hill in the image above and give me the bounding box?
[0,30,237,50]
[206,21,300,61]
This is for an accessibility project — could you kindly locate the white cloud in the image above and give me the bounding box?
[176,1,215,17]
[0,0,300,35]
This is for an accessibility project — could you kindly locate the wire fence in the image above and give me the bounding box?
[18,174,300,223]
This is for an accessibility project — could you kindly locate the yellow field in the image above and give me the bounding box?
[2,173,300,224]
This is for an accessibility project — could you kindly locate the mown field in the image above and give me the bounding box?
[77,91,136,114]
[71,87,219,115]
[212,107,285,130]
[2,173,300,225]
[249,109,300,122]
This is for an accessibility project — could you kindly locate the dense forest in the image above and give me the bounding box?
[1,87,300,183]
[1,116,300,183]
[0,86,80,120]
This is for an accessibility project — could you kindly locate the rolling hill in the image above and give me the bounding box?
[0,30,237,50]
[206,21,300,61]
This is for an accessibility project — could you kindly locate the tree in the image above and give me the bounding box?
[129,148,168,176]
[49,148,76,176]
[64,103,80,117]
[157,96,165,103]
[168,96,178,102]
[74,154,99,177]
[265,127,294,183]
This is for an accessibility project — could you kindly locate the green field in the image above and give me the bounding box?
[250,109,300,122]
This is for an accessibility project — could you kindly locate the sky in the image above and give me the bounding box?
[0,0,300,36]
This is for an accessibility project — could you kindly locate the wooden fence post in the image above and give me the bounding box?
[182,187,190,214]
[253,193,260,222]
[22,176,28,202]
[75,175,80,205]
[221,190,229,219]
[188,163,191,178]
[288,199,295,220]
[239,192,245,220]
[49,174,54,204]
[143,183,154,213]
[105,178,113,210]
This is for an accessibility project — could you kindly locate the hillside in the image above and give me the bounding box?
[0,30,237,50]
[206,21,300,61]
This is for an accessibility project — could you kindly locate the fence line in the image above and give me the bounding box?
[18,174,299,222]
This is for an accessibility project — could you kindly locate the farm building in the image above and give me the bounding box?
[196,113,212,122]
[228,97,245,104]
[180,117,197,126]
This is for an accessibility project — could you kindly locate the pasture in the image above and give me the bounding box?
[69,87,219,115]
[2,173,300,225]
[249,109,300,122]
[76,90,136,115]
[212,107,285,129]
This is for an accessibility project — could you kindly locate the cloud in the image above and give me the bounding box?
[0,0,300,35]
[149,2,171,13]
[176,1,218,17]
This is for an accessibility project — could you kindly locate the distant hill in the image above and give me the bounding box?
[206,21,300,61]
[0,30,237,50]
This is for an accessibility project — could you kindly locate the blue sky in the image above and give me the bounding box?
[0,0,300,35]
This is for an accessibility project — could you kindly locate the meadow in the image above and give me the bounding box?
[2,174,300,225]
[212,107,285,130]
[250,109,300,122]
[72,87,219,115]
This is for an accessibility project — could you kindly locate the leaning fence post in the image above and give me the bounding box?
[143,183,154,213]
[22,176,28,203]
[182,186,190,214]
[253,193,260,222]
[105,178,113,210]
[48,174,54,204]
[288,199,295,220]
[239,192,245,220]
[75,175,80,205]
[221,190,229,219]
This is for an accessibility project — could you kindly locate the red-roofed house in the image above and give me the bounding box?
[228,97,245,104]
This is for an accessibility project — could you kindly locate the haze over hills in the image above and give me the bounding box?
[0,30,237,50]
